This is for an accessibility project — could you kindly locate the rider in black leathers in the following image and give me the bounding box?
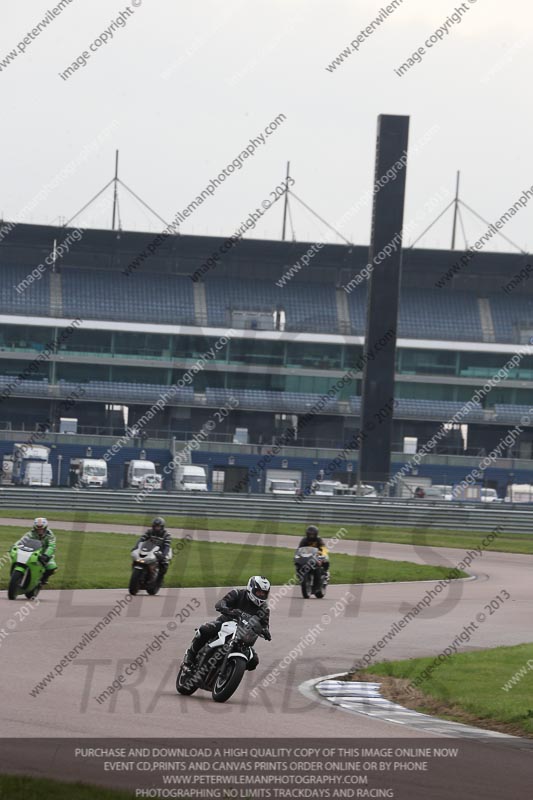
[135,516,172,581]
[298,525,330,577]
[184,576,272,670]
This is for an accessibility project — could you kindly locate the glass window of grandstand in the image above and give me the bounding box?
[396,382,525,408]
[284,374,355,400]
[398,349,533,381]
[0,325,64,352]
[286,341,342,370]
[181,369,225,391]
[343,345,364,371]
[228,338,284,366]
[110,366,168,384]
[113,331,168,359]
[226,373,285,391]
[1,359,49,380]
[458,351,533,381]
[480,387,530,408]
[2,326,112,356]
[398,349,457,376]
[172,335,229,362]
[54,364,169,386]
[396,384,456,400]
[56,363,109,382]
[515,388,533,406]
[61,328,111,356]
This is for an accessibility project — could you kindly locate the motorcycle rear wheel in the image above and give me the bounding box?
[314,571,327,599]
[212,658,247,703]
[25,583,41,600]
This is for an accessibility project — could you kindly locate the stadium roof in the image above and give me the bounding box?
[0,221,530,292]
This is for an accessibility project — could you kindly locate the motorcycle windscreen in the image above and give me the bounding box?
[15,540,42,563]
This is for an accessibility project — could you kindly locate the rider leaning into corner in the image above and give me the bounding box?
[184,576,272,670]
[298,524,330,579]
[135,516,172,581]
[13,517,57,586]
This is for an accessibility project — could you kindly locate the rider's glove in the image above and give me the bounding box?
[38,554,49,566]
[263,630,272,641]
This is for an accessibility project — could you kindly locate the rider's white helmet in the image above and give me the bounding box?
[33,517,48,538]
[246,576,271,607]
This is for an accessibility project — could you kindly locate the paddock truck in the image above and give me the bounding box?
[8,539,47,600]
[176,611,269,702]
[128,540,172,596]
[294,545,328,599]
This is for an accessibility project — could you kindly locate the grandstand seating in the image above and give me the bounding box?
[493,404,531,424]
[0,265,50,317]
[346,286,485,340]
[62,381,195,404]
[203,277,338,332]
[397,289,483,341]
[345,285,367,335]
[0,376,49,396]
[61,269,196,325]
[0,377,194,405]
[348,396,362,414]
[395,397,484,421]
[2,263,532,345]
[205,387,341,413]
[489,295,533,343]
[0,375,529,429]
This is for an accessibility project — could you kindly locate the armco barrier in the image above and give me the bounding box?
[0,488,532,534]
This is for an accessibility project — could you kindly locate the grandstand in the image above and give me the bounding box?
[0,221,533,494]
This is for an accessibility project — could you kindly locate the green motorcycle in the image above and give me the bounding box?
[8,540,46,600]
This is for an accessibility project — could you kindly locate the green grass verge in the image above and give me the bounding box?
[0,508,532,553]
[0,526,465,590]
[362,643,533,737]
[0,775,134,800]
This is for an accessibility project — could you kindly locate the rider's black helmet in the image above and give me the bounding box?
[152,516,165,533]
[305,525,319,540]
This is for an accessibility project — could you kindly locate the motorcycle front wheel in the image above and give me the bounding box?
[147,568,162,595]
[301,572,312,599]
[176,664,198,695]
[8,570,24,600]
[212,658,247,703]
[128,568,143,596]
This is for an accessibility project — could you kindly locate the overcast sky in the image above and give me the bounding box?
[1,0,531,252]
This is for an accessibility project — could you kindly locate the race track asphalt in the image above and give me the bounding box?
[0,518,531,740]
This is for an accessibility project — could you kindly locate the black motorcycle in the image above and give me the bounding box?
[176,612,268,703]
[129,541,166,596]
[294,546,328,599]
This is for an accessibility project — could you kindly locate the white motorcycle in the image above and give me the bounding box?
[129,541,172,596]
[176,612,268,703]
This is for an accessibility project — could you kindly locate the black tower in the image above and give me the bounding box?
[358,114,410,486]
